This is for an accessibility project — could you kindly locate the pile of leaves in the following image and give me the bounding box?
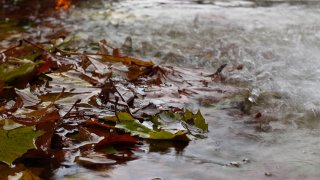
[0,38,213,178]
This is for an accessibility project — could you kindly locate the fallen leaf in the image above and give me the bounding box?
[149,130,190,141]
[0,119,23,130]
[8,169,41,180]
[114,112,151,138]
[183,109,208,131]
[0,126,43,165]
[0,58,38,88]
[103,112,191,141]
[99,54,154,67]
[15,89,41,107]
[95,134,137,149]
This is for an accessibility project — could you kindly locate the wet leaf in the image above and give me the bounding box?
[0,163,42,180]
[183,109,208,131]
[100,146,119,155]
[100,55,154,67]
[153,110,209,132]
[0,119,23,130]
[103,112,191,141]
[36,58,54,75]
[126,64,152,81]
[0,58,37,86]
[114,112,151,138]
[0,126,43,165]
[15,89,41,107]
[76,153,116,166]
[112,48,122,57]
[149,130,190,141]
[8,169,41,180]
[23,104,57,120]
[96,134,137,148]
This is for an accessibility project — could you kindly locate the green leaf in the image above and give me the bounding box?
[159,111,182,122]
[117,112,137,121]
[115,112,152,138]
[153,109,209,132]
[149,130,190,141]
[194,110,208,131]
[183,109,208,131]
[0,58,37,83]
[0,126,43,165]
[102,112,190,141]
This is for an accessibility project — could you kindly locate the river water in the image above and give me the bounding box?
[2,0,320,179]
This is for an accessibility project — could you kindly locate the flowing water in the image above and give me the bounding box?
[2,0,320,179]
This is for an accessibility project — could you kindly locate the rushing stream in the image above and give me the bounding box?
[2,0,320,179]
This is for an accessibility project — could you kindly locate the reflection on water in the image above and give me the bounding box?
[2,0,320,179]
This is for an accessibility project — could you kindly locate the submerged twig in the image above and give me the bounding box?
[23,39,47,52]
[0,40,23,54]
[62,99,81,118]
[206,64,227,78]
[114,96,120,122]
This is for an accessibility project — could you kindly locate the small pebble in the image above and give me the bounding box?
[229,161,240,167]
[265,172,272,176]
[242,158,250,163]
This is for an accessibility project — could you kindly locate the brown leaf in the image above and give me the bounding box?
[80,55,92,71]
[98,80,117,104]
[100,55,154,67]
[99,39,109,55]
[112,48,122,57]
[79,73,100,86]
[35,107,61,152]
[82,120,115,138]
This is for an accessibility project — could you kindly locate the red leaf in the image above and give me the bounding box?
[95,134,137,149]
[37,59,54,75]
[255,112,262,119]
[82,120,115,130]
